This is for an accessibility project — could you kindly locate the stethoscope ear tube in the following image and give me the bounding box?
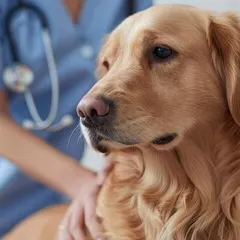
[5,2,49,62]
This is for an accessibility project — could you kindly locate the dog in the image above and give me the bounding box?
[4,4,240,240]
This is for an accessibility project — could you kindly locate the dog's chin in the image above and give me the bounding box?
[80,123,178,153]
[81,129,131,153]
[80,124,107,153]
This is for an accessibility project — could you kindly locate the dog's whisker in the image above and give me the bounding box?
[67,124,80,149]
[77,132,85,144]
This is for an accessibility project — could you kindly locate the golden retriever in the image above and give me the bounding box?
[4,4,240,240]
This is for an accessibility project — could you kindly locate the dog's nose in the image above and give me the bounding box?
[77,96,112,126]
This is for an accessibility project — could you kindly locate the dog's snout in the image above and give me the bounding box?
[77,96,114,126]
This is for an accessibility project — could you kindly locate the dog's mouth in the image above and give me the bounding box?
[87,131,108,153]
[83,126,131,153]
[81,122,178,153]
[152,133,178,145]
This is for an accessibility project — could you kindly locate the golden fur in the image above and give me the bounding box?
[4,4,240,240]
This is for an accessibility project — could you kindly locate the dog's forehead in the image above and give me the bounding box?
[102,5,210,60]
[117,5,209,43]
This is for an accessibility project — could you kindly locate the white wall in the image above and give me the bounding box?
[153,0,240,12]
[81,145,105,172]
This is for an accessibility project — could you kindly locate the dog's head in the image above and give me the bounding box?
[77,5,240,152]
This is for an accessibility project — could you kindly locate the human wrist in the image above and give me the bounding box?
[62,161,96,199]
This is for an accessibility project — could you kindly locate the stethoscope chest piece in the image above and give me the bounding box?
[3,63,34,92]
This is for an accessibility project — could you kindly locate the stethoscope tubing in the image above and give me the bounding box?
[24,29,59,130]
[4,1,65,131]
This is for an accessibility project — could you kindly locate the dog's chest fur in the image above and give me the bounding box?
[97,121,240,240]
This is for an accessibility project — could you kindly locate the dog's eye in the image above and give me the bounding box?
[153,47,173,60]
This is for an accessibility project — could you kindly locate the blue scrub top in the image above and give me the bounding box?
[0,0,152,236]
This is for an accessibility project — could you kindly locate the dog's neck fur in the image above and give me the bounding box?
[174,116,240,239]
[98,114,240,240]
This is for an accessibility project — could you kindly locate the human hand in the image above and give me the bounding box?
[58,161,114,240]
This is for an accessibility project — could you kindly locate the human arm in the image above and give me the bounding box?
[0,91,95,199]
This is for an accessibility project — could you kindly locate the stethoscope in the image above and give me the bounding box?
[2,0,139,132]
[3,0,74,132]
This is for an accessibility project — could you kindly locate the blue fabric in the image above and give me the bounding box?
[0,0,152,237]
[0,172,68,236]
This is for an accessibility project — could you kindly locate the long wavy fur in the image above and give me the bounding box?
[97,120,240,239]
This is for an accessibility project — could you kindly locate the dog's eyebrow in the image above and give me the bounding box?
[135,29,160,44]
[124,29,159,52]
[133,28,178,47]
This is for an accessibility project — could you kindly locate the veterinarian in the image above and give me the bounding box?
[0,0,152,239]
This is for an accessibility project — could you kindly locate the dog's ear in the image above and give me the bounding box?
[209,13,240,125]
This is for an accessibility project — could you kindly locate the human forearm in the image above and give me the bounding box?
[0,113,91,199]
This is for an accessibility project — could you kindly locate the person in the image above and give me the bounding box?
[0,0,152,239]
